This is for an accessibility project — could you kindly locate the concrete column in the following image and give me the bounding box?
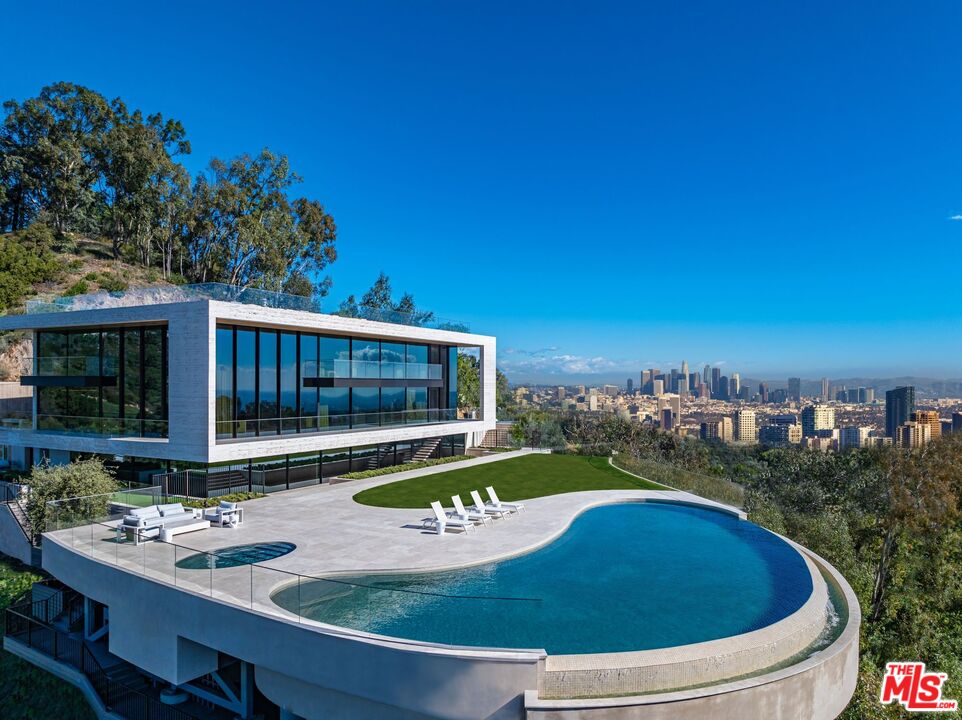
[166,301,214,463]
[479,337,497,424]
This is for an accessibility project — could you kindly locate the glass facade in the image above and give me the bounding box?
[215,325,460,440]
[34,326,168,437]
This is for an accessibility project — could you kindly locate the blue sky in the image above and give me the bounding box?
[5,1,962,381]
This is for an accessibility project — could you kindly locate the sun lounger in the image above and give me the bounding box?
[485,486,525,514]
[471,490,507,519]
[451,494,491,525]
[426,500,474,535]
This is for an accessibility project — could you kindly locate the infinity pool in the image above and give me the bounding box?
[271,503,813,654]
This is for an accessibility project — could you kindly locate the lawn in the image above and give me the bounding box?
[0,556,94,720]
[352,453,669,508]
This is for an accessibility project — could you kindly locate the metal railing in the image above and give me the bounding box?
[1,481,39,545]
[216,407,477,439]
[5,596,198,720]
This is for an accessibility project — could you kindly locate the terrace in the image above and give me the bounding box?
[29,451,859,718]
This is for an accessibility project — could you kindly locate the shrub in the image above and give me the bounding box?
[83,271,99,281]
[62,279,89,297]
[180,492,264,508]
[0,228,60,310]
[26,458,119,534]
[337,455,473,480]
[95,272,128,292]
[67,259,84,271]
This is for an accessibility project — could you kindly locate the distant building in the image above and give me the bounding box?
[661,407,674,431]
[711,367,721,397]
[802,435,835,452]
[895,420,930,448]
[788,377,801,402]
[758,382,769,403]
[701,417,733,442]
[603,384,619,397]
[770,388,788,404]
[801,404,835,438]
[864,387,875,403]
[626,378,633,394]
[953,412,962,433]
[821,377,829,402]
[885,386,915,437]
[733,410,757,443]
[759,423,802,447]
[652,378,664,395]
[730,372,741,398]
[718,375,729,400]
[911,410,941,441]
[838,426,872,450]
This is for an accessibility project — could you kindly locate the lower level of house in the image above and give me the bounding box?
[0,432,468,498]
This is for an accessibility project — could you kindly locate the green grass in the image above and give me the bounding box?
[352,453,669,508]
[0,556,95,720]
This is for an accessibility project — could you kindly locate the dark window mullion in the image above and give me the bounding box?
[275,331,281,436]
[139,327,146,437]
[232,327,238,439]
[254,328,260,437]
[295,332,301,434]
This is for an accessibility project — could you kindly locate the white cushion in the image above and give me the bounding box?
[123,515,145,527]
[157,503,185,516]
[218,501,237,511]
[130,506,160,519]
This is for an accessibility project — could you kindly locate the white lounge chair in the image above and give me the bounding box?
[485,486,525,514]
[451,494,491,525]
[471,490,507,519]
[427,501,474,535]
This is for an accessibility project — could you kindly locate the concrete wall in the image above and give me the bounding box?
[0,299,497,465]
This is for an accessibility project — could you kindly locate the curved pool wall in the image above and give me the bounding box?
[271,503,815,656]
[39,493,859,720]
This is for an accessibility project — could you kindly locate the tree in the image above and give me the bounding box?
[338,272,434,325]
[25,458,119,535]
[184,150,337,295]
[0,82,113,233]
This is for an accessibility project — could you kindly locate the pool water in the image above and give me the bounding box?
[177,541,296,569]
[271,503,813,654]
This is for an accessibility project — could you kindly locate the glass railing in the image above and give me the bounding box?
[0,411,32,429]
[34,415,168,438]
[216,407,478,439]
[26,282,472,332]
[44,491,540,641]
[24,356,119,376]
[302,360,443,380]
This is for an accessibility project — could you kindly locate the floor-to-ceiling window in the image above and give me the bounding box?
[33,326,167,437]
[235,329,257,437]
[214,326,460,439]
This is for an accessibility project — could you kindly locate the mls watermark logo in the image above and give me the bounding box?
[880,662,958,712]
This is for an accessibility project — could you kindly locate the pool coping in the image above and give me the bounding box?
[524,539,861,711]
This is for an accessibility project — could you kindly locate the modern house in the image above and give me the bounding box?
[0,284,497,493]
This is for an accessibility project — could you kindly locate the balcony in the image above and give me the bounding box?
[217,407,478,440]
[301,359,443,387]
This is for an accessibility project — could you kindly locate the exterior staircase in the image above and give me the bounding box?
[409,437,442,463]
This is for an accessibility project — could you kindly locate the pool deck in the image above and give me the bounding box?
[133,449,741,576]
[48,449,746,618]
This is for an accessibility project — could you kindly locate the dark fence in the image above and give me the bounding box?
[4,598,199,720]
